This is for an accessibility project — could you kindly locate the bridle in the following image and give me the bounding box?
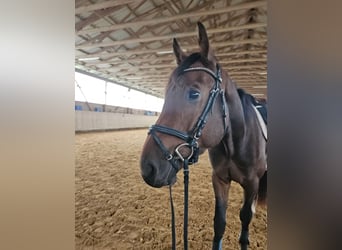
[149,64,227,171]
[148,64,228,250]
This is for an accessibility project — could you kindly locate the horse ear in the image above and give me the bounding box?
[197,22,209,59]
[173,38,186,65]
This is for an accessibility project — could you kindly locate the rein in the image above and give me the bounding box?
[148,64,227,250]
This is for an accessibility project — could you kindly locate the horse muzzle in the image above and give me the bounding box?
[140,157,178,188]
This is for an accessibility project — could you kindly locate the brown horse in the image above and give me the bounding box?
[140,22,267,250]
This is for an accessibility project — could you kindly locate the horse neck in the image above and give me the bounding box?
[225,78,246,142]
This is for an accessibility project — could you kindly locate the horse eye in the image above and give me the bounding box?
[188,89,200,100]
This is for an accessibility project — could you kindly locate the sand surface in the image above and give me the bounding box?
[75,129,267,249]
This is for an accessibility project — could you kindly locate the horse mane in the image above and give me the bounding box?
[237,88,257,105]
[237,88,267,125]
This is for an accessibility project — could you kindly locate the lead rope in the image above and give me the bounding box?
[169,158,190,250]
[169,186,176,250]
[183,159,189,250]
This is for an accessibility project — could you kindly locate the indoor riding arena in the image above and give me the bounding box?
[75,0,267,249]
[75,129,267,250]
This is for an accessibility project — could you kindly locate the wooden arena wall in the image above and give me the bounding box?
[75,111,158,132]
[75,101,159,132]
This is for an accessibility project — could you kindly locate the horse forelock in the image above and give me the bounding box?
[167,52,217,91]
[177,52,212,74]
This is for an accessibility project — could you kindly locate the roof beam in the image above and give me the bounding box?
[86,62,266,70]
[216,49,267,57]
[76,1,267,35]
[76,23,266,49]
[75,0,136,14]
[76,37,266,52]
[85,57,266,66]
[220,58,267,64]
[76,6,121,31]
[77,49,266,61]
[226,65,266,70]
[115,71,262,79]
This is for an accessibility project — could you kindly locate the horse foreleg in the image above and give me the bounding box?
[212,173,230,250]
[239,180,258,250]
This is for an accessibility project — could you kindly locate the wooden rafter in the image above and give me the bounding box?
[76,23,266,49]
[75,0,268,99]
[77,1,266,35]
[75,0,138,14]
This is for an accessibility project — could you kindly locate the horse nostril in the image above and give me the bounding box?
[147,163,156,177]
[141,163,157,186]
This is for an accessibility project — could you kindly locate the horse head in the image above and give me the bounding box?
[140,22,231,188]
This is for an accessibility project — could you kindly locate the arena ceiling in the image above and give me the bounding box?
[75,0,267,99]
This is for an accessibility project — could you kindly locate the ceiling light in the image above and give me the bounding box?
[156,48,188,55]
[78,57,100,61]
[252,85,267,88]
[156,50,174,55]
